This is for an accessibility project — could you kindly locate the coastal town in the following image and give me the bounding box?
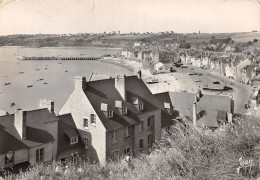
[0,31,259,179]
[0,0,259,179]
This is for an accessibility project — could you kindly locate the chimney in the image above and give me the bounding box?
[196,90,202,100]
[14,109,26,139]
[115,75,126,100]
[253,67,257,77]
[138,70,142,79]
[227,112,232,123]
[39,99,54,113]
[74,76,86,90]
[193,102,197,127]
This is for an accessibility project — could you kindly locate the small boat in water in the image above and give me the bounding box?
[11,102,16,107]
[4,83,11,86]
[27,85,33,88]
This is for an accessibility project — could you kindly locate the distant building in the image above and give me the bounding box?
[154,62,169,73]
[241,64,259,84]
[59,75,175,166]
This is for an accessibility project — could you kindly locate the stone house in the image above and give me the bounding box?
[241,64,259,84]
[0,99,58,169]
[59,75,175,166]
[235,58,252,81]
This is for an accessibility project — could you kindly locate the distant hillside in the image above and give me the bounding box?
[0,32,259,53]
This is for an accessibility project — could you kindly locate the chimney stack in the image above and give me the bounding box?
[39,99,54,113]
[227,112,232,123]
[138,70,142,79]
[115,75,126,101]
[14,109,26,139]
[193,102,197,127]
[196,90,202,99]
[74,76,86,90]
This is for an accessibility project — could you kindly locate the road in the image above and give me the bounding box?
[178,66,252,114]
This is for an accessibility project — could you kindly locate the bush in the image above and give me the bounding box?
[179,42,191,49]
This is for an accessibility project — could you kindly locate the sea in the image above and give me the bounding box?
[0,46,132,113]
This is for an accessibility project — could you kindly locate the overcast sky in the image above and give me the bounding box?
[0,0,259,35]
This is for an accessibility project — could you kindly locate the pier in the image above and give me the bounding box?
[17,56,101,60]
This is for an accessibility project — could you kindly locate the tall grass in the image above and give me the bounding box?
[3,115,260,180]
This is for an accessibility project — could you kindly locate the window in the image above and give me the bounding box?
[5,151,14,165]
[125,126,130,137]
[124,148,131,155]
[148,135,151,145]
[36,148,44,162]
[70,136,78,144]
[83,118,88,128]
[113,131,117,143]
[71,154,77,164]
[111,150,119,161]
[140,121,144,131]
[138,103,144,110]
[107,111,113,118]
[166,126,171,134]
[83,137,89,149]
[139,139,144,149]
[91,114,96,125]
[147,117,151,127]
[122,107,127,114]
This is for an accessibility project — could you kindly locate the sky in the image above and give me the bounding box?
[0,0,259,35]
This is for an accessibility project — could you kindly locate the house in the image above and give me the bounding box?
[57,113,85,164]
[0,99,58,169]
[241,64,259,84]
[235,58,252,81]
[59,75,175,166]
[154,62,170,73]
[169,90,233,130]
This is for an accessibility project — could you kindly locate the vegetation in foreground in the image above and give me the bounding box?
[3,115,260,180]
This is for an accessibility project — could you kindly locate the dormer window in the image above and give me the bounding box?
[132,97,144,111]
[70,136,78,144]
[115,100,127,115]
[138,103,144,110]
[108,110,113,118]
[101,103,113,118]
[121,107,127,114]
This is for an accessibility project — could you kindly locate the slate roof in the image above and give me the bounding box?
[57,114,84,156]
[169,92,232,128]
[0,108,57,154]
[84,75,174,131]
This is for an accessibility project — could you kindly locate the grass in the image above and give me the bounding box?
[3,115,260,180]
